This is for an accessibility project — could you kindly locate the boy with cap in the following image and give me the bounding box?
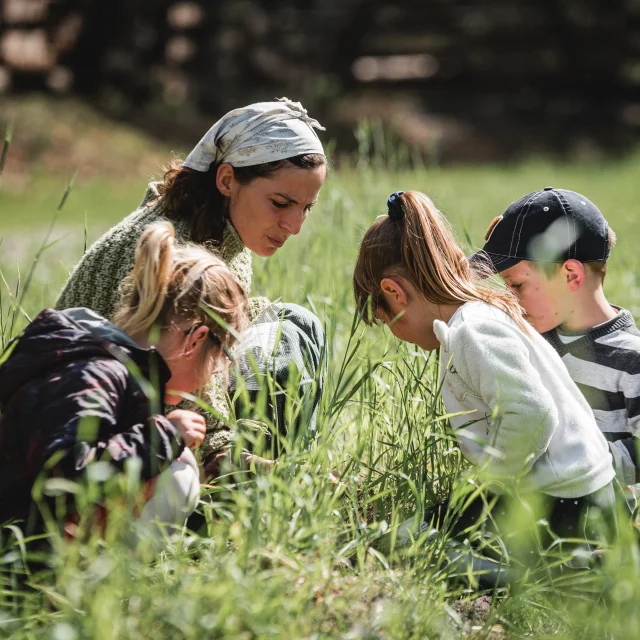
[473,187,640,485]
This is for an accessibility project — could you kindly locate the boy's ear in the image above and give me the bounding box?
[380,277,409,307]
[562,259,585,291]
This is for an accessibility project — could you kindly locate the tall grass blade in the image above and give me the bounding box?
[16,170,78,309]
[0,123,13,177]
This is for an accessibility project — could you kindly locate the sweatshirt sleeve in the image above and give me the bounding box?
[447,319,559,478]
[38,358,184,481]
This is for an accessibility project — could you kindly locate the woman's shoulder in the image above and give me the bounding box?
[55,185,173,313]
[117,185,170,233]
[89,186,174,250]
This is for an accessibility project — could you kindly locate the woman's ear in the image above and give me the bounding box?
[380,277,409,308]
[216,163,235,197]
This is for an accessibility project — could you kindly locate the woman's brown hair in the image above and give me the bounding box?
[353,191,529,332]
[114,221,248,377]
[157,154,327,244]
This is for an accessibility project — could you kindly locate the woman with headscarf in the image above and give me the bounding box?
[55,98,328,474]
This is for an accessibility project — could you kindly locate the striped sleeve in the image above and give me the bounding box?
[561,328,640,435]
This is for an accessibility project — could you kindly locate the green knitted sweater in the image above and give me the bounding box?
[55,182,267,460]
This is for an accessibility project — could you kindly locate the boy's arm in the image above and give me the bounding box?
[608,439,637,485]
[621,391,640,483]
[612,362,640,483]
[450,321,558,478]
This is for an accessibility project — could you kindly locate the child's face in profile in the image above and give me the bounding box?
[500,261,566,333]
[376,277,442,351]
[158,324,222,405]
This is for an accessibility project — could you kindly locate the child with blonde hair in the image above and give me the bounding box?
[0,221,247,540]
[353,191,617,561]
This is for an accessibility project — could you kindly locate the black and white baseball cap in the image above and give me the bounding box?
[470,187,611,273]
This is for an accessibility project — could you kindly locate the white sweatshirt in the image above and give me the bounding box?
[434,301,615,498]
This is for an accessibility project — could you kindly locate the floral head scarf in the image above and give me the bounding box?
[183,98,326,171]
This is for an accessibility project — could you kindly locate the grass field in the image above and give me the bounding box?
[2,118,640,638]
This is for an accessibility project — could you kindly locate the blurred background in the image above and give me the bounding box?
[1,0,639,175]
[1,0,639,317]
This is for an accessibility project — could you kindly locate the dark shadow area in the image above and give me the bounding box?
[1,0,639,161]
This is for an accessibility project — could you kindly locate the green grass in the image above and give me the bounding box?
[2,134,640,638]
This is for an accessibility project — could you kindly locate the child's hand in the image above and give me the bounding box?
[203,449,232,479]
[166,409,206,449]
[241,451,276,472]
[202,450,275,479]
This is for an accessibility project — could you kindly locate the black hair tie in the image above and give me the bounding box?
[387,191,405,221]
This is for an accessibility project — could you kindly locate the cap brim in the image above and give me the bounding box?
[468,250,523,276]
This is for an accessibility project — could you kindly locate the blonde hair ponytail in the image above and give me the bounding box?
[353,190,528,332]
[115,221,247,356]
[117,222,176,337]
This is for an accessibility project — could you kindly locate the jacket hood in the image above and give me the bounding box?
[62,307,140,350]
[0,308,170,408]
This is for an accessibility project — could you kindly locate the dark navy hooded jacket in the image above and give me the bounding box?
[0,308,184,522]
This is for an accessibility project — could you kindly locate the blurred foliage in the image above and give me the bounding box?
[1,1,639,159]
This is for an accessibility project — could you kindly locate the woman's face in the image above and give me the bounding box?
[219,162,327,257]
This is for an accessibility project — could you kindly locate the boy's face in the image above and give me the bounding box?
[500,260,567,333]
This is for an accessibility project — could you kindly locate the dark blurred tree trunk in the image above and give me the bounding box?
[331,0,640,156]
[1,0,638,158]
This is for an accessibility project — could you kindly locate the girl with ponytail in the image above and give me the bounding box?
[353,191,617,568]
[0,222,247,540]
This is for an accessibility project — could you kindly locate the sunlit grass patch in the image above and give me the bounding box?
[2,129,640,637]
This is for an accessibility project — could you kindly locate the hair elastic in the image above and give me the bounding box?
[387,191,405,221]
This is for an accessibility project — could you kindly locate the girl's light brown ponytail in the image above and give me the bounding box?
[399,191,476,306]
[353,190,528,332]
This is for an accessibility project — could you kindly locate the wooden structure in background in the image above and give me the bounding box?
[1,0,638,158]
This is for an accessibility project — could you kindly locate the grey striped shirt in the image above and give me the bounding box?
[544,308,640,483]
